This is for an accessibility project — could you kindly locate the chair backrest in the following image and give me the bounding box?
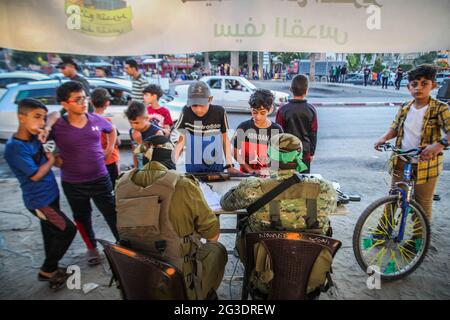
[98,239,187,300]
[244,231,341,300]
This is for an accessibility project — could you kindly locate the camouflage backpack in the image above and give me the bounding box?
[238,173,339,298]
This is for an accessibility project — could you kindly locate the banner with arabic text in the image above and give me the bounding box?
[0,0,449,55]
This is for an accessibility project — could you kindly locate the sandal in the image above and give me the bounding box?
[48,269,69,291]
[87,248,102,266]
[38,267,67,282]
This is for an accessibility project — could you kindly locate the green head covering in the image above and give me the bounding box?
[267,133,308,173]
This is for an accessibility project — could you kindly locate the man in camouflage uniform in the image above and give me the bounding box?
[221,133,337,237]
[220,134,337,296]
[124,135,228,299]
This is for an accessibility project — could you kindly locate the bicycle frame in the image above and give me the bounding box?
[388,160,414,242]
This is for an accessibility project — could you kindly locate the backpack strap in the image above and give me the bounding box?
[247,173,320,229]
[306,199,318,229]
[182,233,204,300]
[247,173,304,215]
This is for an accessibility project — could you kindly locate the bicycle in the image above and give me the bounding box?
[353,142,440,281]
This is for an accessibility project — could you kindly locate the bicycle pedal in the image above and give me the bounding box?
[348,195,361,202]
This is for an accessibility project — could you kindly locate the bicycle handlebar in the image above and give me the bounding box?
[379,142,423,157]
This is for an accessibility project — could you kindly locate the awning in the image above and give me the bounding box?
[142,58,163,64]
[0,0,448,55]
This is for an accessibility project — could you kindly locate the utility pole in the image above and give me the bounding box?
[258,52,264,79]
[309,53,317,82]
[204,52,210,75]
[247,51,253,80]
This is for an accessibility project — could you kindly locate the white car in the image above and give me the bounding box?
[0,79,184,142]
[0,71,51,98]
[174,76,290,112]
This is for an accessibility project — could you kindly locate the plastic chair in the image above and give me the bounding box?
[241,231,342,300]
[97,239,187,300]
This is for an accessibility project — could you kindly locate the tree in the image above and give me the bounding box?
[346,54,362,71]
[362,53,373,65]
[413,51,438,66]
[372,58,383,73]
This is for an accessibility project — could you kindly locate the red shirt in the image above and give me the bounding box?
[147,105,173,128]
[101,117,120,165]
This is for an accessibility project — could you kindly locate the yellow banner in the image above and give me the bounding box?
[64,0,132,37]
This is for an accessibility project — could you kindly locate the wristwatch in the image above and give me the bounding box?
[438,138,449,148]
[224,164,235,169]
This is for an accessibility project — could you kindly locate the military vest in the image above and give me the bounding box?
[115,169,205,299]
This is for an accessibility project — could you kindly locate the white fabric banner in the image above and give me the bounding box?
[0,0,449,55]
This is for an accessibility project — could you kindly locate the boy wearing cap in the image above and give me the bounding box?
[174,81,239,174]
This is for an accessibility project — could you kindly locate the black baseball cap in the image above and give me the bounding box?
[56,56,80,71]
[187,81,211,107]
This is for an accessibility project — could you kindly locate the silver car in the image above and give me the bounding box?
[0,79,183,142]
[174,76,290,112]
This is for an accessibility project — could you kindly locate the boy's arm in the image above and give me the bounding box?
[133,154,139,168]
[222,132,239,173]
[38,111,60,143]
[421,105,450,160]
[163,125,171,136]
[104,127,117,160]
[30,152,55,182]
[310,109,318,159]
[233,146,255,174]
[374,107,403,150]
[374,128,397,151]
[275,108,285,129]
[174,133,185,162]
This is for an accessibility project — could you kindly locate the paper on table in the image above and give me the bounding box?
[199,182,223,211]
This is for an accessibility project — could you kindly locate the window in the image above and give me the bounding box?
[15,88,58,105]
[107,88,131,106]
[0,78,32,88]
[225,79,245,91]
[207,79,222,89]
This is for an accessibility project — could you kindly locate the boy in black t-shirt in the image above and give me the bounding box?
[125,101,163,168]
[233,89,283,175]
[174,81,239,173]
[276,75,317,173]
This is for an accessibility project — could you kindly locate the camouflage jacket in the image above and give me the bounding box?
[220,170,337,234]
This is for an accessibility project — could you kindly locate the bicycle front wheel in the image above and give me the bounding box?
[353,195,430,281]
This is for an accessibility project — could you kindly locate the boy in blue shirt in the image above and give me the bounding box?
[4,98,76,290]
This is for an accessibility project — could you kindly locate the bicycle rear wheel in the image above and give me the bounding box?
[353,195,430,281]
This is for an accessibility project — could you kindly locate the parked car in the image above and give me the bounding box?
[0,79,184,142]
[0,71,51,97]
[437,78,450,104]
[436,72,450,86]
[344,74,365,85]
[174,76,290,112]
